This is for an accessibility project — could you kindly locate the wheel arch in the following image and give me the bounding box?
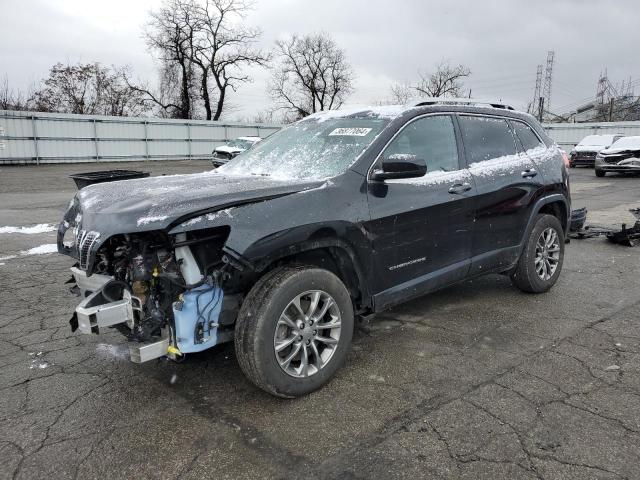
[226,236,372,312]
[520,194,570,250]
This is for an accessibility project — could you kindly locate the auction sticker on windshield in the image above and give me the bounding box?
[328,127,372,136]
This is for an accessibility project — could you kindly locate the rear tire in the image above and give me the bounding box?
[512,214,565,293]
[595,169,606,177]
[234,265,354,398]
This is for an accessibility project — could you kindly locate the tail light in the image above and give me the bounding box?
[562,152,570,169]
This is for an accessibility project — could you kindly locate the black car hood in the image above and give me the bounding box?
[72,171,322,234]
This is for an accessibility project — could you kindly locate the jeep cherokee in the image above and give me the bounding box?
[58,98,571,397]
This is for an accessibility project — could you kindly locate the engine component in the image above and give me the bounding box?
[174,233,204,285]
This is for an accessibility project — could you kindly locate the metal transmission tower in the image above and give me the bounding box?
[530,64,543,114]
[542,51,555,114]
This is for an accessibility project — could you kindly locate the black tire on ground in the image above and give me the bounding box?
[595,169,606,177]
[512,214,565,294]
[234,265,354,398]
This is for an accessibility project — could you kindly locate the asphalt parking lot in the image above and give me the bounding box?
[1,162,639,480]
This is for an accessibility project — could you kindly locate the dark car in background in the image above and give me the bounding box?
[595,135,640,177]
[569,134,623,167]
[212,136,261,166]
[58,98,570,397]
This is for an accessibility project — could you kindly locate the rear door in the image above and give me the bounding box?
[458,114,543,274]
[366,114,476,308]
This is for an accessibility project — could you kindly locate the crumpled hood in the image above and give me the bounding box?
[600,146,640,155]
[72,171,322,234]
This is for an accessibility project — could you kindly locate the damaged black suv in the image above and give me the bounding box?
[58,99,570,397]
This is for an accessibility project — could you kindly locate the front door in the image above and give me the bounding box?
[366,114,476,309]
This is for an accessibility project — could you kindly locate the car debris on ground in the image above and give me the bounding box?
[569,207,640,246]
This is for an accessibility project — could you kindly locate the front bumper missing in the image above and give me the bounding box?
[70,267,170,363]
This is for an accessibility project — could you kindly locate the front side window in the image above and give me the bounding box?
[218,116,390,179]
[458,116,517,164]
[511,121,545,152]
[382,115,459,172]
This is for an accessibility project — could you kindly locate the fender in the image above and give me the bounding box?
[518,193,570,255]
[222,233,372,307]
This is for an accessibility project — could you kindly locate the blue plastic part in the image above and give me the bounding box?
[172,284,224,353]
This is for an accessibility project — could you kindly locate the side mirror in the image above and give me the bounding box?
[371,154,427,180]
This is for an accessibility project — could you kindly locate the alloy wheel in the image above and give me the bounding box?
[535,227,561,281]
[273,290,342,378]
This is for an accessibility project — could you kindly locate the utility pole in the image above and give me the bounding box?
[538,97,545,123]
[608,98,615,122]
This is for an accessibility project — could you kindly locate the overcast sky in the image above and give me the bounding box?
[1,0,639,119]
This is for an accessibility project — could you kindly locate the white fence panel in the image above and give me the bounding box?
[0,110,283,165]
[543,121,640,150]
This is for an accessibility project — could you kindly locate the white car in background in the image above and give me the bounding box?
[569,134,623,168]
[595,136,640,177]
[212,136,261,166]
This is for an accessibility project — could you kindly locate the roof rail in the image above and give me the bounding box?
[407,97,514,111]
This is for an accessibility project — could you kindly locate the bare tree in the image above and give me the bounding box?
[270,33,354,119]
[140,0,268,120]
[192,0,269,120]
[142,0,198,118]
[414,61,471,98]
[0,75,30,111]
[389,81,413,104]
[30,63,147,116]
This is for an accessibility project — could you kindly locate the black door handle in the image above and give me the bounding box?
[448,182,472,194]
[521,168,537,178]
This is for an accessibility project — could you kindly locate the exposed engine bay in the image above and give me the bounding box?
[66,226,241,363]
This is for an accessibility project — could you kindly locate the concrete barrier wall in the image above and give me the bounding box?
[0,110,282,165]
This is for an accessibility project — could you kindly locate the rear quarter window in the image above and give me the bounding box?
[511,121,545,152]
[458,116,517,164]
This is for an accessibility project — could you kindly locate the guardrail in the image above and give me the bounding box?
[0,110,282,165]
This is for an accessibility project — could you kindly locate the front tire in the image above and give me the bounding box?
[512,214,565,293]
[234,266,354,398]
[595,169,606,177]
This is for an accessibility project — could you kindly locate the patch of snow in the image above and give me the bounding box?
[306,104,407,123]
[0,223,56,234]
[20,244,58,255]
[95,343,130,360]
[205,208,234,221]
[603,136,640,152]
[387,169,470,186]
[0,255,17,262]
[137,215,169,227]
[468,153,531,178]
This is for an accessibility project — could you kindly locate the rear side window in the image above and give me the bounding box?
[458,116,517,164]
[383,115,459,172]
[511,121,545,151]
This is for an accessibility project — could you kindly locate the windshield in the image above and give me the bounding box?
[217,117,390,179]
[227,139,254,149]
[578,135,616,147]
[609,136,640,150]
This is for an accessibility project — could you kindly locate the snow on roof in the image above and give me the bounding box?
[609,136,640,150]
[237,136,261,141]
[305,104,408,122]
[577,134,620,147]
